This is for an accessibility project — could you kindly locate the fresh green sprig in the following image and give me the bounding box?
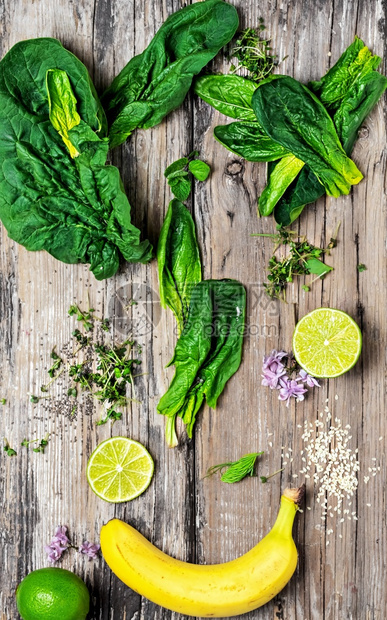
[68,340,140,424]
[68,304,95,332]
[3,439,17,457]
[357,263,367,272]
[260,468,284,483]
[0,398,6,405]
[205,452,264,483]
[165,151,210,201]
[229,21,283,83]
[21,433,50,454]
[253,227,337,301]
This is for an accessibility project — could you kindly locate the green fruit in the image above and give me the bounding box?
[16,567,90,620]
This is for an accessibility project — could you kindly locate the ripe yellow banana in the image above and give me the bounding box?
[100,486,304,617]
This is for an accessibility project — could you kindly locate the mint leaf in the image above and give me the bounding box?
[305,257,333,277]
[188,159,211,181]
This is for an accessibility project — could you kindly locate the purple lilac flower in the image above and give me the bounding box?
[298,369,320,388]
[261,350,288,389]
[278,377,308,407]
[45,525,70,563]
[79,541,100,560]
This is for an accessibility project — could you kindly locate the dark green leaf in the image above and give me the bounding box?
[102,0,239,148]
[194,74,257,120]
[164,157,188,177]
[252,75,363,198]
[168,177,192,202]
[157,200,202,333]
[214,121,289,162]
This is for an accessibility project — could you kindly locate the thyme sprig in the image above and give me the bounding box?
[205,452,264,483]
[229,20,284,82]
[253,226,339,301]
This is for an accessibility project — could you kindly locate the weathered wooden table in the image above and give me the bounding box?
[0,0,386,618]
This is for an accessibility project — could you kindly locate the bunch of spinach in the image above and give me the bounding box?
[0,0,238,278]
[157,195,245,446]
[195,38,387,225]
[102,0,239,148]
[0,38,152,279]
[158,279,246,447]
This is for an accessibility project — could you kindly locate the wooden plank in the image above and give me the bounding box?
[0,0,386,618]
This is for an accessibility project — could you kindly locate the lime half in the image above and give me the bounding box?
[87,437,154,503]
[293,308,362,378]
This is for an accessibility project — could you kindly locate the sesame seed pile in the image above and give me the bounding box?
[299,408,360,522]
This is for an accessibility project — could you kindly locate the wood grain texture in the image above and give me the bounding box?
[0,0,386,619]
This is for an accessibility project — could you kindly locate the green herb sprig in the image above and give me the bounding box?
[260,467,284,483]
[0,398,6,405]
[205,452,264,483]
[68,339,141,426]
[21,433,50,454]
[253,227,338,301]
[3,439,17,457]
[165,151,210,201]
[229,21,284,83]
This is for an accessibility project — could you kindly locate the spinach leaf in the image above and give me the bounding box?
[258,154,304,216]
[157,279,246,446]
[274,41,387,226]
[194,74,257,120]
[309,37,381,112]
[102,0,239,148]
[157,200,202,335]
[0,38,152,279]
[214,121,289,162]
[252,75,363,198]
[46,69,81,158]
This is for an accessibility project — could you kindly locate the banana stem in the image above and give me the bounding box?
[272,485,305,537]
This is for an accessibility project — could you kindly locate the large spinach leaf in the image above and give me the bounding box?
[157,200,202,335]
[252,75,363,198]
[214,121,289,162]
[274,41,387,226]
[102,0,239,148]
[194,74,257,120]
[0,39,152,279]
[157,279,246,447]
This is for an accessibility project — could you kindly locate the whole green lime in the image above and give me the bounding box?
[16,567,90,620]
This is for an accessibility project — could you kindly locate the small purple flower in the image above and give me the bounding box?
[298,369,320,388]
[52,525,70,547]
[261,350,288,389]
[45,525,70,563]
[79,541,100,560]
[278,377,308,407]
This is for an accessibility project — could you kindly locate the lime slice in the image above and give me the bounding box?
[87,437,154,503]
[292,308,362,378]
